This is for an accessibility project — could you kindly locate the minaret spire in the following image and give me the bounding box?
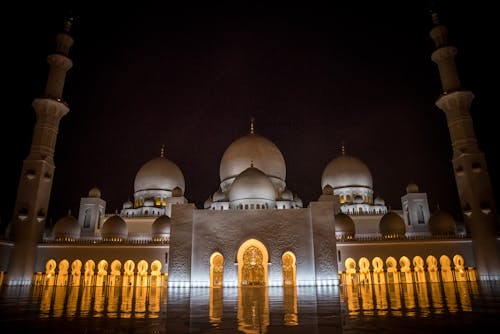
[430,7,500,280]
[341,141,346,155]
[6,16,75,285]
[160,144,165,158]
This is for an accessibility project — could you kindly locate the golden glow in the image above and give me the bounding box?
[237,239,268,287]
[210,252,224,288]
[283,286,298,325]
[237,287,269,333]
[282,251,296,286]
[209,287,223,326]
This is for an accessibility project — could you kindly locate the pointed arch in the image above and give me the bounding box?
[210,252,224,287]
[237,239,269,286]
[282,251,296,286]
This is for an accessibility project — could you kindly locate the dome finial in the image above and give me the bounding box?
[63,12,74,33]
[429,1,441,25]
[341,140,346,155]
[250,117,255,134]
[250,159,254,168]
[160,144,165,158]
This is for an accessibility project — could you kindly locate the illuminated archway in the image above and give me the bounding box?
[237,239,268,286]
[210,252,224,287]
[282,251,296,286]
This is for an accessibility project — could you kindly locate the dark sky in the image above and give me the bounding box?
[1,2,497,228]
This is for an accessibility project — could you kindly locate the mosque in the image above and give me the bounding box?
[0,10,499,289]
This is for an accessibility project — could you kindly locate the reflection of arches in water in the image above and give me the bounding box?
[283,285,298,325]
[237,239,268,287]
[237,287,269,333]
[282,251,296,286]
[210,252,224,287]
[209,287,223,325]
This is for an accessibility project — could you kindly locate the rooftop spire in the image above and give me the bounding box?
[250,117,255,134]
[160,145,165,158]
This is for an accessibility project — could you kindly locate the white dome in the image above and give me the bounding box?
[123,200,133,209]
[152,215,171,236]
[102,215,128,240]
[88,186,101,198]
[134,156,185,194]
[53,211,80,239]
[379,212,405,236]
[144,199,155,207]
[220,134,286,189]
[229,166,276,202]
[212,188,227,202]
[374,196,385,205]
[280,188,293,201]
[406,183,419,193]
[321,154,373,190]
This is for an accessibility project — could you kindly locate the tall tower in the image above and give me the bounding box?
[429,10,500,280]
[6,17,74,285]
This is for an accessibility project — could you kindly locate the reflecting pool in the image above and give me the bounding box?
[1,281,500,333]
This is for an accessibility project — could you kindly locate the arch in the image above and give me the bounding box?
[344,257,357,285]
[70,259,82,286]
[426,255,439,282]
[83,260,95,286]
[385,256,399,284]
[399,256,412,283]
[358,257,371,284]
[96,259,108,287]
[151,260,163,287]
[44,259,57,286]
[210,252,224,287]
[123,260,135,286]
[439,255,453,282]
[137,260,149,287]
[412,256,426,283]
[109,260,122,286]
[453,254,467,281]
[372,257,385,284]
[237,239,268,286]
[56,259,69,286]
[282,251,296,286]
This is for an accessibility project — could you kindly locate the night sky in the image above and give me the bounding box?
[1,2,497,229]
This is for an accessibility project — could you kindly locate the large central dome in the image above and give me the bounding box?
[219,133,286,191]
[321,154,373,190]
[134,156,185,194]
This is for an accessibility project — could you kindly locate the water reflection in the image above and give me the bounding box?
[2,280,499,333]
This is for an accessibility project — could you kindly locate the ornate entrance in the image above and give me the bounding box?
[282,252,296,286]
[237,239,268,286]
[210,252,224,287]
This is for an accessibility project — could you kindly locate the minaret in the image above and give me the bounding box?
[6,16,74,285]
[429,9,500,280]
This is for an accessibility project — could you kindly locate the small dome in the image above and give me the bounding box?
[144,199,155,207]
[152,215,171,237]
[220,133,286,189]
[335,213,355,235]
[322,184,334,195]
[204,197,213,209]
[379,212,405,237]
[294,195,303,208]
[101,214,128,240]
[428,209,456,235]
[134,156,185,194]
[88,186,101,198]
[53,211,80,240]
[280,188,293,201]
[374,196,385,205]
[321,154,373,190]
[406,183,419,193]
[172,186,183,197]
[123,199,133,209]
[212,188,227,202]
[229,166,276,202]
